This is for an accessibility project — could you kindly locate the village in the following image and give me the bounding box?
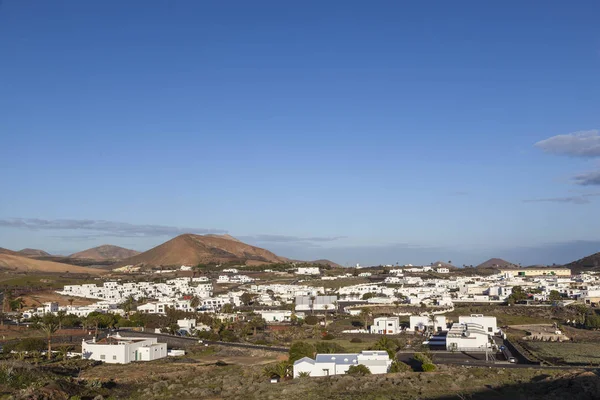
[7,262,598,379]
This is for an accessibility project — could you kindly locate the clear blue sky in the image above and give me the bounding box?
[1,0,599,266]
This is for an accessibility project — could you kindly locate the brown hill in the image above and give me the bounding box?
[70,245,140,261]
[311,259,343,268]
[476,258,516,269]
[0,247,17,255]
[119,234,286,267]
[566,252,600,272]
[18,248,51,257]
[204,234,243,243]
[0,254,104,274]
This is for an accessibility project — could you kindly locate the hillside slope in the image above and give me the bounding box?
[0,254,104,274]
[476,258,516,269]
[119,234,286,267]
[0,247,18,255]
[18,248,51,257]
[70,245,140,261]
[567,252,600,272]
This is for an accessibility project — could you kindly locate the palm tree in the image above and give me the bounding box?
[189,295,200,311]
[323,304,330,327]
[309,296,316,315]
[40,320,59,360]
[56,310,67,330]
[359,308,371,330]
[427,314,437,333]
[68,298,74,308]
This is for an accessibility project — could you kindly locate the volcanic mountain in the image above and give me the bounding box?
[119,233,286,267]
[18,248,51,257]
[566,251,600,273]
[0,253,103,274]
[70,245,140,261]
[0,247,18,255]
[476,258,516,269]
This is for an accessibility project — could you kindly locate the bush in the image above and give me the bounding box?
[304,315,319,326]
[421,363,436,372]
[315,342,346,354]
[322,333,335,340]
[289,341,316,363]
[413,352,432,365]
[350,337,362,343]
[346,364,371,375]
[389,360,411,373]
[15,338,46,353]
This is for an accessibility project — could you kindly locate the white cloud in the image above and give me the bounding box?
[535,130,600,157]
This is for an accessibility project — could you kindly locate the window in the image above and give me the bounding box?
[100,355,106,360]
[112,355,117,360]
[488,327,493,332]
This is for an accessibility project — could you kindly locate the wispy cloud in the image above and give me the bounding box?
[0,218,227,237]
[449,191,469,196]
[239,234,346,243]
[535,130,600,157]
[572,171,600,186]
[523,193,600,204]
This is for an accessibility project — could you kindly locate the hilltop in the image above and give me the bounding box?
[566,251,600,273]
[476,258,516,269]
[0,253,104,274]
[69,245,140,261]
[311,259,343,268]
[0,247,18,255]
[119,233,286,267]
[18,248,51,257]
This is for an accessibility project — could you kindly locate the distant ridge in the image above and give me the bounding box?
[476,258,516,269]
[0,253,103,274]
[0,247,17,256]
[566,251,600,272]
[118,233,287,267]
[18,248,51,257]
[70,245,140,261]
[432,261,457,269]
[310,259,342,268]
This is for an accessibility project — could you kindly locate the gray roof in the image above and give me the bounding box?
[315,353,358,365]
[293,356,315,365]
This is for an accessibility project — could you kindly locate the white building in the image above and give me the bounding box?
[256,310,294,323]
[436,268,450,274]
[370,316,401,335]
[458,314,497,335]
[295,295,337,312]
[446,323,491,351]
[177,318,197,334]
[296,267,321,275]
[409,315,447,332]
[293,350,392,378]
[82,335,167,364]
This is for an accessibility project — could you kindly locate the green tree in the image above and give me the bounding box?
[288,341,316,363]
[189,296,200,311]
[221,303,234,313]
[548,290,562,302]
[56,310,67,330]
[508,286,527,304]
[362,292,376,301]
[304,315,319,326]
[240,292,255,306]
[248,316,266,336]
[346,364,371,375]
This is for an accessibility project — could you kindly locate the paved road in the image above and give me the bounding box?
[116,330,289,353]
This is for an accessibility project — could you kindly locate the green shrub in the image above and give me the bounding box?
[346,364,371,375]
[315,342,346,354]
[15,338,46,353]
[304,315,319,326]
[421,363,436,372]
[413,352,432,364]
[322,333,335,340]
[288,341,316,363]
[350,337,362,343]
[389,360,411,373]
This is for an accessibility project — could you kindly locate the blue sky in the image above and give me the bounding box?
[1,1,599,266]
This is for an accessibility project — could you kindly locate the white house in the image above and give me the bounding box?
[370,316,401,335]
[82,335,167,364]
[295,295,337,312]
[446,323,491,351]
[296,267,321,275]
[458,314,497,335]
[293,350,392,378]
[256,310,293,323]
[436,268,450,274]
[177,318,197,334]
[409,315,447,332]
